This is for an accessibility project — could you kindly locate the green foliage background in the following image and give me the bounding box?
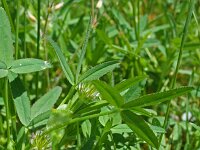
[0,0,200,149]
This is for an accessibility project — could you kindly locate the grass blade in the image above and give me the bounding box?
[121,110,158,148]
[76,17,92,82]
[78,61,119,84]
[122,87,193,108]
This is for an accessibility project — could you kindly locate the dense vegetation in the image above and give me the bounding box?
[0,0,200,149]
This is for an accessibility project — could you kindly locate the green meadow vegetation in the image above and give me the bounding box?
[0,0,200,149]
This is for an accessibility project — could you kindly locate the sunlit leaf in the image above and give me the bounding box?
[10,58,51,74]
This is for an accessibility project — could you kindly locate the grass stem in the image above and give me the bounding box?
[3,78,11,147]
[159,0,195,146]
[15,0,20,59]
[36,0,41,99]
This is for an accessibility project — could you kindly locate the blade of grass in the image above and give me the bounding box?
[75,16,93,82]
[15,0,20,59]
[36,0,41,99]
[160,0,196,146]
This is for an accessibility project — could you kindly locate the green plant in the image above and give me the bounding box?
[0,0,200,149]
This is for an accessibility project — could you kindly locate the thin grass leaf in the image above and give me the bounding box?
[172,0,196,87]
[46,36,75,85]
[78,61,119,84]
[122,87,193,108]
[8,72,31,126]
[76,17,92,82]
[0,7,14,67]
[93,80,124,107]
[31,86,62,119]
[10,58,51,74]
[115,76,147,92]
[121,110,158,148]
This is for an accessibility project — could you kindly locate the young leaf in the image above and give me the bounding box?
[122,87,193,108]
[81,120,92,138]
[46,36,75,85]
[121,110,158,148]
[78,61,119,84]
[115,76,147,92]
[8,72,31,126]
[10,58,51,74]
[93,80,124,107]
[0,7,14,67]
[31,86,62,119]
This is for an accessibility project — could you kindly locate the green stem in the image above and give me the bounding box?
[60,86,76,105]
[36,0,41,99]
[15,0,20,59]
[43,1,53,90]
[159,0,195,146]
[43,109,119,135]
[3,78,11,146]
[23,0,27,58]
[77,122,81,150]
[185,68,194,148]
